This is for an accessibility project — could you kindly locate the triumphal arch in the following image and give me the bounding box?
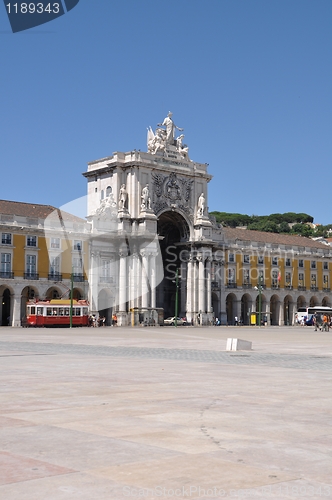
[83,113,224,326]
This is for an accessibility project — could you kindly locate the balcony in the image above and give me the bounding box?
[310,286,318,292]
[298,286,306,291]
[72,274,85,282]
[211,281,220,290]
[285,285,293,290]
[242,283,252,289]
[226,282,237,289]
[271,284,280,289]
[99,276,114,284]
[48,273,63,281]
[323,287,331,293]
[24,272,39,280]
[0,271,14,279]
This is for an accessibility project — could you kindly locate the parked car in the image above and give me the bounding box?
[164,317,187,326]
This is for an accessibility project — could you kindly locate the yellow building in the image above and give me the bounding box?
[221,227,331,325]
[0,200,90,326]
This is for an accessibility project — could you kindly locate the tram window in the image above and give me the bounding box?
[64,308,69,316]
[47,308,52,316]
[27,306,30,315]
[75,308,81,316]
[52,309,58,316]
[83,308,88,315]
[58,308,64,316]
[37,307,43,315]
[31,307,35,315]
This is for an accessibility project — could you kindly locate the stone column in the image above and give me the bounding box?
[206,257,212,314]
[186,254,194,323]
[11,293,21,327]
[180,260,187,317]
[89,250,99,314]
[140,250,149,309]
[150,252,157,309]
[198,252,205,324]
[234,299,241,325]
[278,300,283,326]
[265,301,271,326]
[118,246,128,325]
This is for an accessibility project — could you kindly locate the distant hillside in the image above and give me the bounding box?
[209,211,332,238]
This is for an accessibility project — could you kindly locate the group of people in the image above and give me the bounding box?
[313,313,330,331]
[88,315,106,327]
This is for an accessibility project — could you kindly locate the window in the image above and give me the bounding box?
[243,255,250,264]
[228,268,235,283]
[285,272,292,286]
[324,262,328,270]
[106,186,112,197]
[1,253,11,273]
[1,233,11,245]
[74,240,82,251]
[311,274,317,286]
[27,235,37,247]
[272,270,279,287]
[323,275,329,288]
[311,261,316,269]
[243,269,250,284]
[50,238,60,249]
[298,272,304,286]
[285,258,291,267]
[258,269,264,282]
[26,254,36,274]
[101,190,104,200]
[229,253,235,263]
[50,256,60,276]
[73,257,82,274]
[258,255,264,265]
[272,256,278,266]
[299,259,304,268]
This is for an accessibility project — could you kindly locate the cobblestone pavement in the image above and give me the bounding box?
[1,340,332,371]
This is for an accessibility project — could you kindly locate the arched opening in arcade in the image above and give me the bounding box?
[226,293,236,325]
[310,296,319,307]
[297,296,306,310]
[21,286,39,322]
[45,287,62,300]
[1,287,11,326]
[283,295,293,325]
[156,210,190,318]
[212,292,219,323]
[322,296,331,307]
[270,294,280,326]
[98,288,114,326]
[241,293,252,325]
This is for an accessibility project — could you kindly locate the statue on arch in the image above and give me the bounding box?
[176,134,189,159]
[141,184,151,211]
[197,193,205,217]
[158,111,183,145]
[118,184,128,211]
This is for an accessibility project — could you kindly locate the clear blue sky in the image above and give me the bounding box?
[1,1,332,223]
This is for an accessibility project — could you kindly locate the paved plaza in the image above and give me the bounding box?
[0,325,331,499]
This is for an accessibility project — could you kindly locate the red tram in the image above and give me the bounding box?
[26,299,89,327]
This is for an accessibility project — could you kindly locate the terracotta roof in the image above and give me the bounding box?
[0,199,85,223]
[223,227,330,250]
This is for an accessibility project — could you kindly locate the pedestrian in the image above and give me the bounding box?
[234,316,238,326]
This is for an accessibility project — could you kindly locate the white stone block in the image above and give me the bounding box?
[226,338,252,351]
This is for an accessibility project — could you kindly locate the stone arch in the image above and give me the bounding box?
[73,288,84,300]
[309,296,319,307]
[212,292,219,322]
[21,285,40,323]
[45,286,62,300]
[283,294,293,326]
[241,293,252,325]
[297,295,306,309]
[322,296,331,307]
[98,288,115,326]
[0,285,14,326]
[226,293,236,325]
[270,294,280,326]
[156,210,191,318]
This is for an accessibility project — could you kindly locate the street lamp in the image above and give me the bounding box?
[254,275,263,327]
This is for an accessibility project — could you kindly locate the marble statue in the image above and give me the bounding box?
[176,134,189,159]
[158,111,183,145]
[141,184,151,210]
[147,127,166,155]
[197,193,205,217]
[119,184,128,210]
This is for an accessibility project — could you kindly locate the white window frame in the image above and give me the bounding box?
[1,233,12,245]
[27,235,37,247]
